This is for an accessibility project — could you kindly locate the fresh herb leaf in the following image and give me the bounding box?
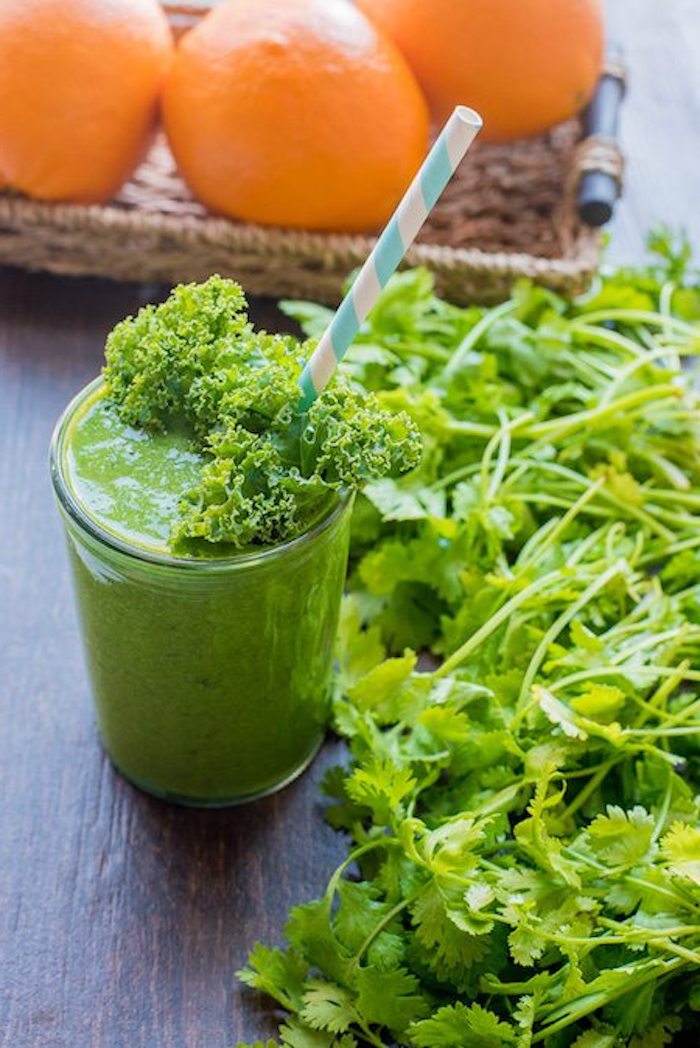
[239,242,700,1047]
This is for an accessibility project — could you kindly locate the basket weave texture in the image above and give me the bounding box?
[0,3,604,304]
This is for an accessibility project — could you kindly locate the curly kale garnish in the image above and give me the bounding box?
[103,276,421,550]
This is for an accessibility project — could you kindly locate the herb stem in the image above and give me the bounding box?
[525,384,681,441]
[443,299,518,379]
[434,569,568,679]
[532,959,686,1042]
[576,308,695,332]
[352,888,424,968]
[559,756,619,822]
[324,837,398,905]
[517,561,627,709]
[517,477,605,570]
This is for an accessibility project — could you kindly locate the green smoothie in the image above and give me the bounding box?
[53,380,353,805]
[50,276,420,806]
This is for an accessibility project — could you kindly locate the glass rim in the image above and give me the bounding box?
[49,377,352,573]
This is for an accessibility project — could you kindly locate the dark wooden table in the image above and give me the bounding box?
[1,3,699,1045]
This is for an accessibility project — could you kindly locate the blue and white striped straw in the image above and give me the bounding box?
[298,105,483,409]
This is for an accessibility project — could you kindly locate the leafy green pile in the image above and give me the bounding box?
[237,235,700,1047]
[102,276,420,550]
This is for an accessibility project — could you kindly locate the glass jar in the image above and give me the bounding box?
[50,382,353,807]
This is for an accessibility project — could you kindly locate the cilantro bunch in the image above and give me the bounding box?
[102,276,421,550]
[237,234,700,1047]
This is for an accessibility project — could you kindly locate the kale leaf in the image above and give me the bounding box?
[103,276,421,550]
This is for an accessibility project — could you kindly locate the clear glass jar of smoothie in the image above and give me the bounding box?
[50,379,353,807]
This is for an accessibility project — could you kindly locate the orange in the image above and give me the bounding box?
[356,0,604,142]
[0,0,172,203]
[162,0,430,232]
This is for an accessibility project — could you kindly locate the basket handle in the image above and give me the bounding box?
[576,48,626,228]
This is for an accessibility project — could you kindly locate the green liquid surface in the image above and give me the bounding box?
[65,388,204,555]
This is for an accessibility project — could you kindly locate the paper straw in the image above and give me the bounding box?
[298,105,483,409]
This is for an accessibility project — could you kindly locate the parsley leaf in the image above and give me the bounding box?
[238,242,700,1047]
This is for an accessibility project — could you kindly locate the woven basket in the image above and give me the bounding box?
[0,2,606,305]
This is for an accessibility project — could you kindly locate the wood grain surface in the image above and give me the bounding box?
[1,2,699,1045]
